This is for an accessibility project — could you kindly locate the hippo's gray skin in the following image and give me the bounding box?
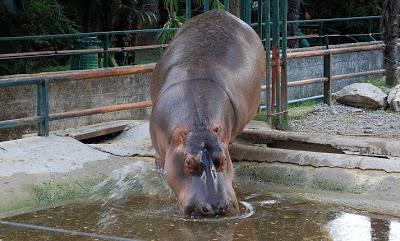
[150,9,265,216]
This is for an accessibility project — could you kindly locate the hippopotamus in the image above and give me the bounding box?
[149,9,265,216]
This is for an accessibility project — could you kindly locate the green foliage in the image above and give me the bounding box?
[304,0,380,37]
[158,0,185,43]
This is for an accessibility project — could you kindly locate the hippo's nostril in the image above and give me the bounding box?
[202,206,211,214]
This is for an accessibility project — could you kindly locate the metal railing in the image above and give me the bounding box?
[0,41,392,136]
[0,0,389,135]
[0,64,154,136]
[0,14,381,75]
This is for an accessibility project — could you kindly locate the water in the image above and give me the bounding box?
[1,162,400,241]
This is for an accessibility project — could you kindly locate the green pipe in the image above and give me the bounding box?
[37,80,49,136]
[246,0,251,24]
[257,0,263,36]
[186,0,191,19]
[224,0,229,11]
[264,0,272,125]
[0,117,41,129]
[272,0,280,128]
[204,0,209,11]
[103,34,109,68]
[280,0,288,122]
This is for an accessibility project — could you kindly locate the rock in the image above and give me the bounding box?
[335,83,387,109]
[387,84,400,112]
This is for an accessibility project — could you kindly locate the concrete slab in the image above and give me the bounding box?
[0,135,110,177]
[89,120,155,157]
[239,129,400,158]
[54,120,132,140]
[230,143,400,173]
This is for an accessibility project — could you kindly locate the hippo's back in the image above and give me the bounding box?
[151,9,265,137]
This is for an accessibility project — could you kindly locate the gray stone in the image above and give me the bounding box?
[335,83,387,109]
[387,84,400,112]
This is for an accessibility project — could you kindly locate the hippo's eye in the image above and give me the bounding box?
[184,156,202,176]
[212,126,221,135]
[214,154,227,172]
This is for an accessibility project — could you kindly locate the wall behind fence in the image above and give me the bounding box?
[1,42,394,141]
[285,42,388,102]
[0,66,152,141]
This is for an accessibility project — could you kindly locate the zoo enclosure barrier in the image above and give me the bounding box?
[0,0,391,134]
[0,42,394,136]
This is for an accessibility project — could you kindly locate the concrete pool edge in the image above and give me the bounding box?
[1,120,400,218]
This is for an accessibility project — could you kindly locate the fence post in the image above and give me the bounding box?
[319,22,324,45]
[280,0,288,126]
[323,53,332,105]
[271,0,280,128]
[224,0,229,11]
[103,34,109,68]
[257,0,263,36]
[186,0,191,19]
[37,80,49,136]
[204,0,209,11]
[264,0,272,127]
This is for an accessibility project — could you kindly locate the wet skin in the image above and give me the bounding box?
[149,10,265,216]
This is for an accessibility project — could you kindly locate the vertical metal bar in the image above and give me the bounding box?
[204,0,209,11]
[323,53,332,105]
[240,0,245,20]
[186,0,191,19]
[280,0,288,125]
[368,18,372,34]
[24,59,28,74]
[257,0,263,36]
[246,0,252,24]
[224,0,229,11]
[103,34,109,68]
[264,0,272,126]
[271,0,280,128]
[37,80,49,136]
[319,22,324,45]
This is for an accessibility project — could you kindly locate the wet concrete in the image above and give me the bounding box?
[1,184,399,241]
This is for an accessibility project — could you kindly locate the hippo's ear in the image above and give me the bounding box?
[173,126,189,146]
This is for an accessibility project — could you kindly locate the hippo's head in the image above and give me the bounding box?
[163,125,239,216]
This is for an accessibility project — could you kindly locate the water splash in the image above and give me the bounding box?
[90,160,173,230]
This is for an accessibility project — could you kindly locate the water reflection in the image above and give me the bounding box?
[389,221,400,241]
[326,213,400,241]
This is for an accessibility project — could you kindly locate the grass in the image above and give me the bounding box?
[367,77,400,93]
[254,99,322,128]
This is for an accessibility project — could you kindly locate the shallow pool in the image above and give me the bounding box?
[1,161,399,241]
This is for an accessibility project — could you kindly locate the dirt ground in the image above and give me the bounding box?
[290,103,400,139]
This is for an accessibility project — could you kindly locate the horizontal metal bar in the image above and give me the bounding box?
[288,15,381,24]
[0,78,41,87]
[287,95,324,104]
[332,69,386,81]
[288,44,384,59]
[288,77,327,87]
[252,15,381,28]
[0,44,168,61]
[0,64,155,87]
[0,28,177,42]
[0,116,41,129]
[262,77,327,90]
[49,100,152,121]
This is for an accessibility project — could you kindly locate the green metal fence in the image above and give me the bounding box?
[0,0,386,136]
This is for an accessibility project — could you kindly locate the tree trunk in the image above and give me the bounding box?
[381,0,399,87]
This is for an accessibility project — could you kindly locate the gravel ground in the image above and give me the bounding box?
[290,104,400,139]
